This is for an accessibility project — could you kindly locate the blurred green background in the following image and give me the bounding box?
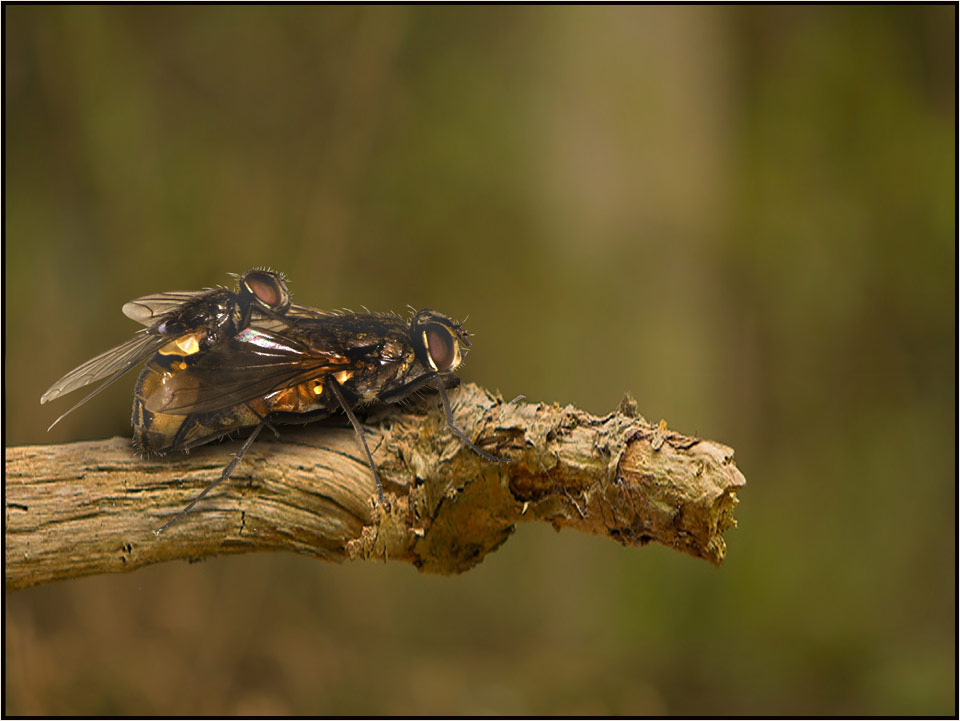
[4,5,955,715]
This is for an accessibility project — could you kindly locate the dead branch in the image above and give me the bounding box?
[5,383,745,590]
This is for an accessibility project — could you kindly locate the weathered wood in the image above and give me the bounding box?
[5,384,745,590]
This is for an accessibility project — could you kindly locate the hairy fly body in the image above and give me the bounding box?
[42,270,503,531]
[41,269,296,428]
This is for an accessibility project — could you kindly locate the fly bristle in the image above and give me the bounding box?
[46,267,498,529]
[129,439,170,460]
[250,265,287,281]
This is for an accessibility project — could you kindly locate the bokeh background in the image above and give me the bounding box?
[4,5,955,715]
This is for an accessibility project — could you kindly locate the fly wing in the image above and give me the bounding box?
[145,328,353,415]
[283,303,340,320]
[123,290,336,329]
[247,303,340,334]
[122,291,201,325]
[41,331,165,404]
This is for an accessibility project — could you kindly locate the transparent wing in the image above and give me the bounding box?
[122,291,200,324]
[41,331,164,404]
[145,329,352,415]
[123,290,337,329]
[283,303,340,320]
[249,303,340,334]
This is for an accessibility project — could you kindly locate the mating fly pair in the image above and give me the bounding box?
[41,269,503,532]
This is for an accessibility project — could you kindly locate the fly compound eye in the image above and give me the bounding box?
[241,270,290,312]
[423,324,459,372]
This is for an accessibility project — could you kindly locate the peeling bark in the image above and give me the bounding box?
[5,384,745,590]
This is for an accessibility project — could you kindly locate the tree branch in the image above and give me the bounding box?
[5,384,745,590]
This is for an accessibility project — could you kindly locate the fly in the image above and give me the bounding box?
[41,270,505,532]
[41,269,298,429]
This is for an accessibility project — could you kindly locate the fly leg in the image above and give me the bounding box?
[155,421,265,535]
[327,380,385,504]
[437,382,509,463]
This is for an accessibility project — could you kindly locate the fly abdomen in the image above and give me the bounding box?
[132,357,264,454]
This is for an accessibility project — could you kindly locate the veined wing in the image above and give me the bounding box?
[123,290,337,327]
[250,302,340,334]
[41,330,165,405]
[40,330,174,430]
[279,303,340,320]
[122,291,202,325]
[145,328,354,415]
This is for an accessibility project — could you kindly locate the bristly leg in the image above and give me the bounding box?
[437,382,509,463]
[328,380,385,504]
[155,421,265,534]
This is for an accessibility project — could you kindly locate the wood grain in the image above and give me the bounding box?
[5,384,745,589]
